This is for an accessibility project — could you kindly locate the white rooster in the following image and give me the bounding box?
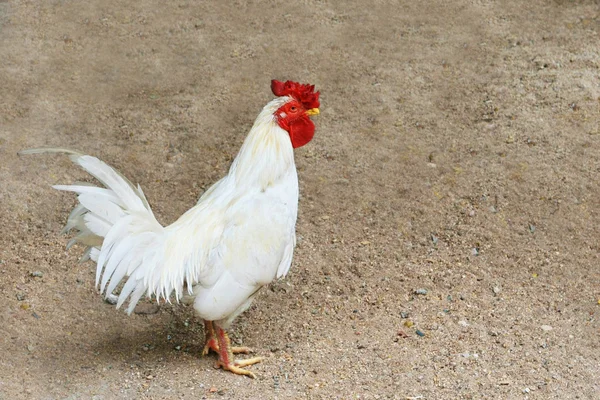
[21,80,320,378]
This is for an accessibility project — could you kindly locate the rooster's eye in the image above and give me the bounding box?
[290,106,298,113]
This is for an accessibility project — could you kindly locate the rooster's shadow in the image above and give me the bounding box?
[46,302,214,373]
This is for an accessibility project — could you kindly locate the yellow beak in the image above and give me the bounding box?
[306,108,320,116]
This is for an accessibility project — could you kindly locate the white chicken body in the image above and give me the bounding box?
[38,97,298,324]
[23,80,320,377]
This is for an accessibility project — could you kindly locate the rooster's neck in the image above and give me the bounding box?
[228,98,296,190]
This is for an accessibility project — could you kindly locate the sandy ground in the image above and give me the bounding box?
[1,0,600,399]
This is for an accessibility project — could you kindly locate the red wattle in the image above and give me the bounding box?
[289,118,315,149]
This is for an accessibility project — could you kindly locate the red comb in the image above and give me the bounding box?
[271,80,320,110]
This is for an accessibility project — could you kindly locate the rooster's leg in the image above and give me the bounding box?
[202,320,253,356]
[214,324,263,378]
[202,320,219,356]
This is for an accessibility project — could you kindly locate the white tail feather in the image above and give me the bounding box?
[22,149,194,314]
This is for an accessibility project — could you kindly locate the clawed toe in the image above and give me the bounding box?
[234,356,263,368]
[216,361,257,378]
[231,346,252,354]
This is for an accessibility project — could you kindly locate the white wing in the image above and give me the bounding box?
[192,195,296,324]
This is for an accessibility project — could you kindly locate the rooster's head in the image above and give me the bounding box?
[271,80,320,149]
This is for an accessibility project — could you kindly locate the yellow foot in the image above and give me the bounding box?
[202,321,255,356]
[202,342,254,356]
[212,323,262,378]
[217,362,257,378]
[234,356,263,368]
[203,344,253,356]
[231,346,253,354]
[216,357,263,378]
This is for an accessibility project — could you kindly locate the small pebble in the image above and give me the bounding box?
[416,330,425,337]
[458,320,469,327]
[415,288,428,295]
[16,293,26,301]
[400,311,409,318]
[540,325,553,331]
[30,271,43,278]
